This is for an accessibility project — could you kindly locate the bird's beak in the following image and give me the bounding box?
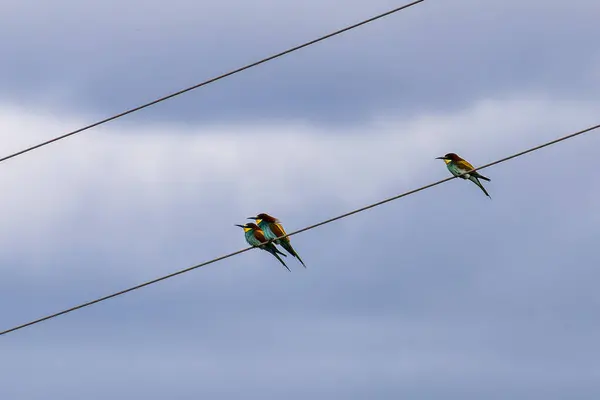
[435,156,446,160]
[234,224,245,228]
[247,216,257,220]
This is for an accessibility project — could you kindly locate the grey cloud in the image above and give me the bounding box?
[3,144,600,398]
[0,86,599,398]
[1,0,599,125]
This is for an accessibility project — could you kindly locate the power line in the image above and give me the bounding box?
[2,122,598,337]
[0,0,424,166]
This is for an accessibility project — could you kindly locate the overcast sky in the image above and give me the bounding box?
[1,1,600,399]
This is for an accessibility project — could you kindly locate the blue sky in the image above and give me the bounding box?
[1,0,600,398]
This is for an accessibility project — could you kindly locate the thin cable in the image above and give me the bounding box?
[0,0,424,165]
[1,122,598,337]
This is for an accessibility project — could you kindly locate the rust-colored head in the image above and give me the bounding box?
[436,153,462,162]
[235,222,260,232]
[247,213,278,223]
[256,213,277,222]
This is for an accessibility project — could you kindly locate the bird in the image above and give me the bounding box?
[436,152,491,198]
[235,222,290,271]
[248,213,306,268]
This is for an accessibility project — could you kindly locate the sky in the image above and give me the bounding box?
[1,0,600,398]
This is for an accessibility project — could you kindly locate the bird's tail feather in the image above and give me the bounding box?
[264,245,291,271]
[274,246,287,257]
[470,176,491,198]
[262,240,286,256]
[476,173,491,182]
[273,252,291,271]
[281,241,306,268]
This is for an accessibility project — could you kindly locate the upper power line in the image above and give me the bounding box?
[1,122,598,337]
[0,0,424,166]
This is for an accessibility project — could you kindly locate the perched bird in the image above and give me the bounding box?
[235,222,290,271]
[436,152,491,198]
[248,213,306,268]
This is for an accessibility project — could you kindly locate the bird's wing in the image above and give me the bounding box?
[252,229,269,245]
[456,159,476,172]
[269,222,288,241]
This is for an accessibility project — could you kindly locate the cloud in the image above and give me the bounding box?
[0,95,599,399]
[1,0,599,123]
[0,94,596,270]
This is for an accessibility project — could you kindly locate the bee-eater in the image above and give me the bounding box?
[235,222,290,271]
[248,213,306,268]
[436,152,491,198]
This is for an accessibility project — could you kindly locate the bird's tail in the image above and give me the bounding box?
[264,244,291,271]
[475,172,491,182]
[280,240,306,268]
[470,176,491,198]
[273,245,287,257]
